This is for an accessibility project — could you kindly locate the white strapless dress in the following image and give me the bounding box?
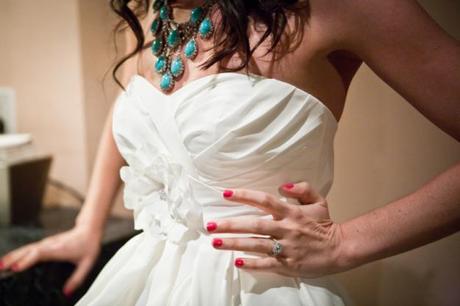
[76,72,349,306]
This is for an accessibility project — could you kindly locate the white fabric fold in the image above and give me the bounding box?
[76,72,348,306]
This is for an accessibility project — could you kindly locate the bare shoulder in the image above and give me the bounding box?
[300,0,362,55]
[307,0,457,53]
[309,0,460,140]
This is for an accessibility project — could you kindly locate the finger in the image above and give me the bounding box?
[63,258,94,296]
[13,247,42,272]
[234,256,283,272]
[0,245,34,270]
[222,188,291,218]
[206,216,284,238]
[212,237,281,256]
[278,181,323,205]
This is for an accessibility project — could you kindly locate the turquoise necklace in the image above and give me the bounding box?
[151,0,216,92]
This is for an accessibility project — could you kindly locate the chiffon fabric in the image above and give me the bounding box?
[75,72,349,306]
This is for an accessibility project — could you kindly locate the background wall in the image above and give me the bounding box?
[77,0,122,179]
[0,1,458,305]
[0,0,88,196]
[0,0,123,209]
[328,1,460,305]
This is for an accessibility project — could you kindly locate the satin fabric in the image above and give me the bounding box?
[75,72,348,306]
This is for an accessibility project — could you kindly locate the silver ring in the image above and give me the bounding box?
[270,238,283,257]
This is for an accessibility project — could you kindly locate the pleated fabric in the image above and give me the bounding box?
[76,72,349,306]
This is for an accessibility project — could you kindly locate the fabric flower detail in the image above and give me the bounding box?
[119,141,202,243]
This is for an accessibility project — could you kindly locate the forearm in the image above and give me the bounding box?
[75,102,125,233]
[340,161,460,269]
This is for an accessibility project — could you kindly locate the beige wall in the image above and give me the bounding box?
[77,0,122,176]
[328,1,460,305]
[0,0,123,210]
[1,1,459,305]
[0,0,88,196]
[78,0,126,217]
[76,0,126,215]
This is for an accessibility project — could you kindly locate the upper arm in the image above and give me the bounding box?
[118,29,142,88]
[115,10,152,89]
[327,0,460,141]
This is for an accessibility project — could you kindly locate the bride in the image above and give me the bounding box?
[1,0,459,305]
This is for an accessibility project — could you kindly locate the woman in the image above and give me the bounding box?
[1,0,459,305]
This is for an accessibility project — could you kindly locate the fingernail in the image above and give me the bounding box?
[11,263,19,272]
[206,221,217,232]
[63,287,73,297]
[0,260,4,269]
[212,238,223,248]
[235,258,244,267]
[282,182,294,189]
[223,189,233,198]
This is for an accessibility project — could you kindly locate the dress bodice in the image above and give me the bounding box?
[112,72,338,243]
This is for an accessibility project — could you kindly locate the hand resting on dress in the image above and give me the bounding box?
[206,181,351,278]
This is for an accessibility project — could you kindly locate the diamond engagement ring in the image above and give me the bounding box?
[270,238,283,257]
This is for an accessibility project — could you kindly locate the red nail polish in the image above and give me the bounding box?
[223,190,233,198]
[283,182,294,189]
[0,260,4,269]
[63,288,73,297]
[212,238,223,248]
[206,222,217,232]
[235,258,244,267]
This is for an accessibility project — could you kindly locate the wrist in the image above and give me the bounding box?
[74,220,104,241]
[75,209,106,234]
[335,221,364,272]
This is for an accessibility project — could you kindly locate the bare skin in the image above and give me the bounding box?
[0,0,459,298]
[137,0,360,123]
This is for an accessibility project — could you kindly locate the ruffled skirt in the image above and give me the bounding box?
[75,230,348,306]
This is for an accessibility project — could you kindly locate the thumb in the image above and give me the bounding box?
[278,181,323,205]
[62,258,94,296]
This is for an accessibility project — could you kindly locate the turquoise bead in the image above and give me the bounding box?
[160,73,174,91]
[190,7,203,24]
[160,6,169,20]
[184,38,198,59]
[167,29,180,48]
[199,17,213,39]
[170,57,184,78]
[150,18,160,34]
[154,56,167,73]
[151,38,163,55]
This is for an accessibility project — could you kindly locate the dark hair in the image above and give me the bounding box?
[109,0,310,90]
